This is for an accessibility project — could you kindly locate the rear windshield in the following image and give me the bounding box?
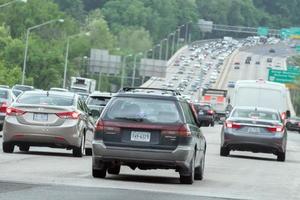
[0,90,8,99]
[194,104,210,111]
[103,97,182,124]
[232,108,279,121]
[17,94,74,106]
[87,96,111,106]
[14,86,33,91]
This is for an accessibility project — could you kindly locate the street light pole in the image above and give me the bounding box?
[121,54,132,89]
[171,30,176,55]
[159,39,167,60]
[185,22,191,45]
[63,32,90,88]
[0,0,26,8]
[152,44,160,59]
[63,37,70,89]
[131,52,143,87]
[165,33,174,60]
[21,19,64,84]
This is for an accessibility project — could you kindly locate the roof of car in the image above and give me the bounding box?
[21,90,76,98]
[115,87,186,101]
[90,91,115,97]
[233,106,279,113]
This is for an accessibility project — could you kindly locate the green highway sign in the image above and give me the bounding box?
[268,69,300,83]
[296,45,300,52]
[287,65,300,71]
[257,27,269,36]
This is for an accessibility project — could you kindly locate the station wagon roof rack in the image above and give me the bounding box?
[120,87,181,96]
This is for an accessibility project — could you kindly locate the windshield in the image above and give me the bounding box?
[232,108,279,121]
[13,86,33,91]
[17,93,74,106]
[0,90,8,99]
[103,97,182,124]
[87,96,111,106]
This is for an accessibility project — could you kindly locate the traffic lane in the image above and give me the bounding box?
[243,43,297,58]
[0,182,225,200]
[1,127,300,200]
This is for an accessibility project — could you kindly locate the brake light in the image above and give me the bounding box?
[6,107,25,116]
[267,126,284,133]
[56,111,79,119]
[0,102,7,113]
[225,121,241,129]
[281,112,286,120]
[207,110,214,115]
[95,120,120,133]
[161,125,192,137]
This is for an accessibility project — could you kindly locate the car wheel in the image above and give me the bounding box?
[85,148,92,156]
[180,156,195,184]
[107,165,121,175]
[19,145,30,152]
[73,134,85,157]
[277,152,286,162]
[92,168,106,178]
[2,142,14,153]
[195,153,205,180]
[220,146,230,157]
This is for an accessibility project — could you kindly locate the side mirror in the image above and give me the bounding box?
[225,111,230,118]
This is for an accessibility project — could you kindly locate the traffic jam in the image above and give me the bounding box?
[0,36,295,186]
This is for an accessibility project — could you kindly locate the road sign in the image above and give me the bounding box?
[257,27,269,36]
[287,65,300,71]
[296,45,300,52]
[268,69,300,83]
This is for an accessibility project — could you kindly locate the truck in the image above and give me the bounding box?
[70,77,96,99]
[231,80,289,117]
[201,89,228,121]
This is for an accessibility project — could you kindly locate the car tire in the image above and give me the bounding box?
[3,142,14,153]
[85,148,92,156]
[285,122,291,131]
[92,168,106,178]
[277,152,286,162]
[19,145,30,152]
[180,156,195,184]
[195,153,205,180]
[73,134,85,157]
[220,146,230,157]
[107,165,121,175]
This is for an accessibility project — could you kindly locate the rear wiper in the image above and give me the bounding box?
[114,117,144,122]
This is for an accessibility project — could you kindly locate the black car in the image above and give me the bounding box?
[86,92,114,118]
[286,116,300,132]
[193,103,215,127]
[92,87,206,184]
[269,48,275,53]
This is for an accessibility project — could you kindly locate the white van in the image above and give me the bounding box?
[231,80,288,114]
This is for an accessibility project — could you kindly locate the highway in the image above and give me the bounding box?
[1,40,300,200]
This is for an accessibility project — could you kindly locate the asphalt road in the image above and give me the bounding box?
[1,41,300,200]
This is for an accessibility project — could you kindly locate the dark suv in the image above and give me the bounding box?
[92,87,206,184]
[193,103,215,127]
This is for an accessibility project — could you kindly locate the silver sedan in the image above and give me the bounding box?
[2,91,95,157]
[220,106,287,161]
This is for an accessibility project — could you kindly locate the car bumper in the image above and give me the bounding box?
[198,115,213,121]
[223,131,286,153]
[287,123,300,131]
[92,140,194,174]
[3,118,81,148]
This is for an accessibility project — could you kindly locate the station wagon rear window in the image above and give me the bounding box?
[17,94,74,106]
[103,97,183,124]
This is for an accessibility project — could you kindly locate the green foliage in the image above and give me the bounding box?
[0,0,300,91]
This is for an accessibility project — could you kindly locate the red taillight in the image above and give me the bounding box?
[207,110,214,115]
[56,111,79,119]
[0,102,7,113]
[281,112,286,120]
[225,121,241,129]
[6,107,25,116]
[95,120,120,133]
[161,125,192,137]
[267,126,284,133]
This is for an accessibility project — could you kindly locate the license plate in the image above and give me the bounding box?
[131,131,151,142]
[33,113,48,122]
[248,127,260,133]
